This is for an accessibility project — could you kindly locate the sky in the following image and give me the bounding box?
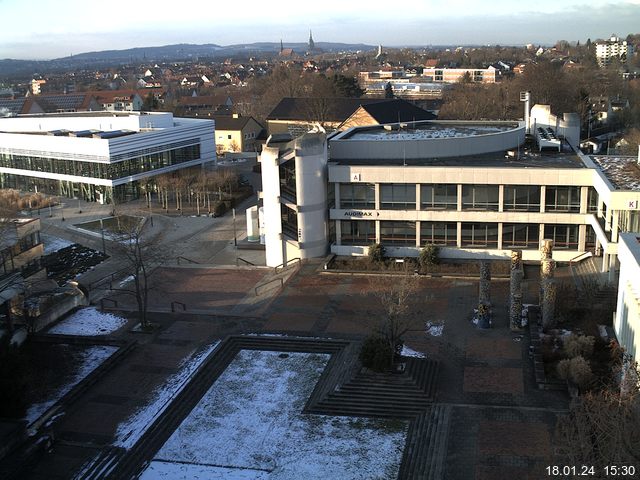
[1,0,639,60]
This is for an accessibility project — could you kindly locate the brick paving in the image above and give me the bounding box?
[15,256,573,479]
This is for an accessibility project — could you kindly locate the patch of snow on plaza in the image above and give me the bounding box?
[48,307,127,336]
[426,321,444,337]
[401,345,426,358]
[41,234,74,254]
[25,345,117,425]
[140,461,269,480]
[145,350,407,479]
[114,341,220,449]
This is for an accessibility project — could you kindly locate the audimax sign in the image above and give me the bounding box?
[343,210,380,217]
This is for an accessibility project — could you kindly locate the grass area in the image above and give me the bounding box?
[144,349,407,479]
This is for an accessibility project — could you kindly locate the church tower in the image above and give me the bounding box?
[308,30,315,52]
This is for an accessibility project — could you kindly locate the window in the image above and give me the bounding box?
[420,222,457,246]
[461,223,499,248]
[281,204,298,240]
[341,220,375,245]
[545,186,581,212]
[587,187,598,213]
[462,185,499,211]
[380,184,415,210]
[502,223,539,248]
[503,185,540,212]
[380,221,416,245]
[227,134,232,140]
[421,184,457,210]
[544,224,579,249]
[279,159,296,201]
[339,183,375,209]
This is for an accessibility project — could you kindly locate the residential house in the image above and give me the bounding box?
[211,113,264,153]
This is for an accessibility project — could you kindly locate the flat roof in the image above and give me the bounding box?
[330,146,587,168]
[338,121,520,141]
[591,156,640,191]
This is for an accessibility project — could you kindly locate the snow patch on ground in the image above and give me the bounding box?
[25,345,117,425]
[118,275,134,288]
[114,341,220,449]
[401,345,426,358]
[47,307,127,336]
[41,234,74,254]
[426,321,444,337]
[140,461,269,480]
[144,350,406,479]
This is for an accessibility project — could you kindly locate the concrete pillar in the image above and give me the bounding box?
[375,220,381,244]
[246,205,259,242]
[375,183,380,210]
[578,224,587,252]
[457,184,463,211]
[602,253,610,273]
[335,220,342,246]
[334,182,341,209]
[415,221,421,247]
[510,292,523,330]
[542,278,557,330]
[580,186,589,214]
[457,221,462,247]
[539,185,546,213]
[510,248,525,331]
[415,183,421,211]
[498,185,504,213]
[497,223,504,250]
[611,210,619,243]
[479,260,491,306]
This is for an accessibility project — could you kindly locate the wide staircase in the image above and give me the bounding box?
[398,404,452,480]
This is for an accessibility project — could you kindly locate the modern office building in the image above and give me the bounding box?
[422,67,499,83]
[0,111,215,203]
[259,103,640,272]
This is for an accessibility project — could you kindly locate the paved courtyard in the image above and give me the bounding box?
[14,204,569,480]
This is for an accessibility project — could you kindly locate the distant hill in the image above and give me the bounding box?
[0,42,376,78]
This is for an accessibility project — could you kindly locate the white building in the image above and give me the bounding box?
[259,105,640,272]
[596,34,634,67]
[0,111,215,203]
[614,233,640,364]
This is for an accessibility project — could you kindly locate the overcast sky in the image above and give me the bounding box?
[1,0,639,59]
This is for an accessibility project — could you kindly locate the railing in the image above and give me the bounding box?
[88,267,131,291]
[236,257,256,266]
[274,257,301,273]
[569,251,593,266]
[254,277,284,296]
[177,256,199,265]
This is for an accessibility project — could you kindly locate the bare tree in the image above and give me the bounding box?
[554,346,640,472]
[365,269,421,364]
[110,214,165,329]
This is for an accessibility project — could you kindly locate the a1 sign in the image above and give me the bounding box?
[351,173,361,181]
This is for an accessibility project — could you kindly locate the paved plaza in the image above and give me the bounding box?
[11,180,569,479]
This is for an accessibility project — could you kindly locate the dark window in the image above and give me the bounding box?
[462,185,499,211]
[545,186,581,212]
[380,221,416,245]
[544,224,579,249]
[279,159,296,201]
[281,204,298,240]
[339,183,375,209]
[421,184,457,210]
[340,220,375,245]
[587,187,598,213]
[502,223,540,248]
[461,223,499,248]
[503,185,540,212]
[420,222,457,246]
[381,184,416,210]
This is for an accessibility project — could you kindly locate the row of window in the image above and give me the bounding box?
[340,220,587,249]
[339,183,598,213]
[0,144,201,181]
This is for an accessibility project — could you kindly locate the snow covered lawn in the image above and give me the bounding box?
[25,345,118,425]
[141,350,407,480]
[47,307,127,336]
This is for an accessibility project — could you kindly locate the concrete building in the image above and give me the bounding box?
[422,67,499,83]
[259,104,640,271]
[0,111,215,203]
[614,233,640,365]
[596,34,634,67]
